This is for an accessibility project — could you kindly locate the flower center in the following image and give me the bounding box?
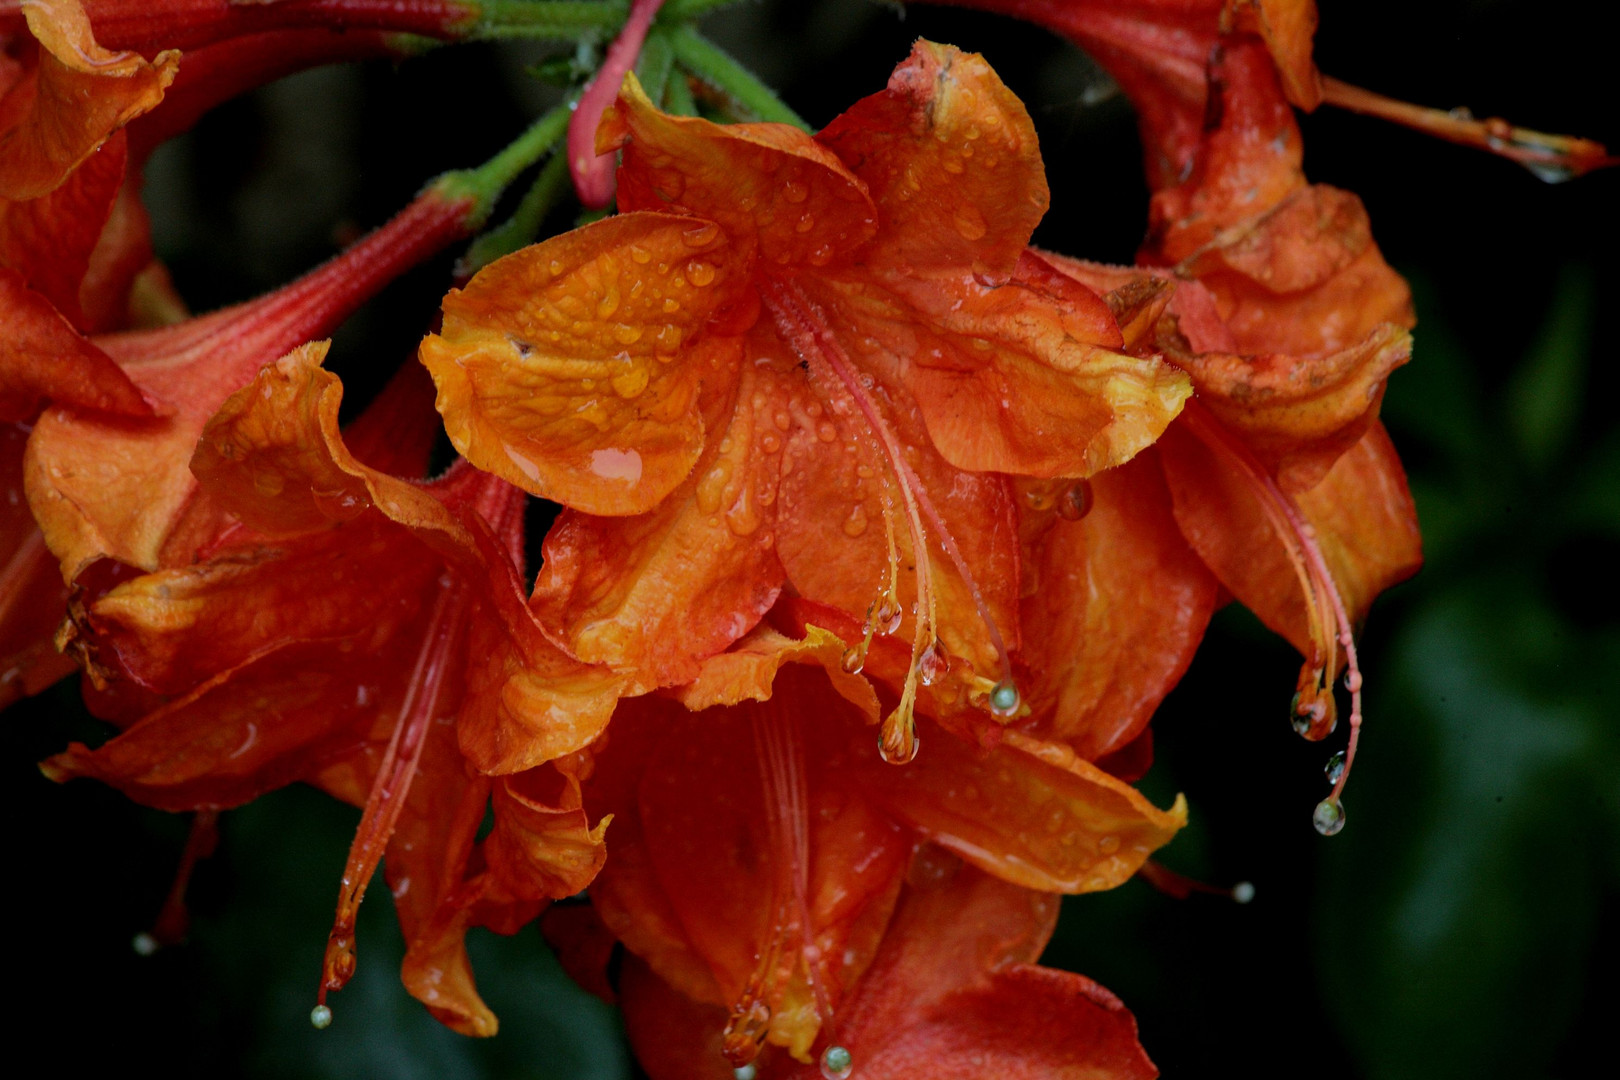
[760,278,1019,760]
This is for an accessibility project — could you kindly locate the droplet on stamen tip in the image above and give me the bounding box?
[877,712,920,764]
[873,597,903,636]
[917,642,948,686]
[310,1004,333,1029]
[733,1066,758,1080]
[820,1045,854,1080]
[1324,750,1347,786]
[1231,881,1256,904]
[988,678,1021,718]
[840,644,866,675]
[1312,797,1346,836]
[131,932,159,957]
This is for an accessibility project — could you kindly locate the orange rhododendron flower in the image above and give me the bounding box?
[924,3,1423,809]
[614,852,1158,1080]
[571,634,1182,1071]
[45,343,615,1036]
[422,40,1192,763]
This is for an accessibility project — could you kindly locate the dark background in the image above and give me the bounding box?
[8,1,1615,1076]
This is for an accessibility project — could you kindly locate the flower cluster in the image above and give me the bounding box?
[5,0,1607,1075]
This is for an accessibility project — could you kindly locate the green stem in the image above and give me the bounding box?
[663,62,698,115]
[434,104,573,226]
[670,25,809,130]
[637,26,677,105]
[662,0,751,19]
[471,0,626,40]
[460,152,572,274]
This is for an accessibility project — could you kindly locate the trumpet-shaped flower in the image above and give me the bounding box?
[422,41,1191,760]
[573,633,1182,1070]
[44,343,617,1035]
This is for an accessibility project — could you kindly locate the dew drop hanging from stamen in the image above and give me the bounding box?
[820,1045,854,1079]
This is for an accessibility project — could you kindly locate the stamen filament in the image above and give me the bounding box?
[315,578,469,1014]
[1180,402,1364,810]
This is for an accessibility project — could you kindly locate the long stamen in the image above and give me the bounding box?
[313,577,468,1027]
[1320,76,1618,184]
[762,280,1018,751]
[723,698,834,1066]
[1180,403,1363,832]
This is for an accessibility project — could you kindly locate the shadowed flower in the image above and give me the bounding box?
[422,41,1191,763]
[615,851,1159,1080]
[43,343,617,1035]
[567,633,1182,1071]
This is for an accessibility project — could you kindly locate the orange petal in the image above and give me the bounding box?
[853,251,1191,479]
[0,0,177,201]
[41,633,422,810]
[0,125,127,326]
[1159,418,1421,658]
[817,40,1046,289]
[607,74,876,271]
[1019,450,1219,761]
[1,424,74,707]
[773,343,1022,675]
[674,623,878,721]
[849,718,1187,894]
[1174,321,1412,491]
[530,348,792,685]
[0,267,149,421]
[483,760,611,904]
[422,212,745,515]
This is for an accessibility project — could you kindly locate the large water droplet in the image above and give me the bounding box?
[842,503,868,537]
[988,679,1021,718]
[917,642,948,686]
[131,932,159,956]
[1324,750,1346,786]
[1312,797,1346,836]
[1231,881,1256,904]
[733,1067,757,1080]
[310,1004,333,1029]
[840,643,867,675]
[683,221,719,247]
[1056,479,1093,521]
[685,261,716,287]
[820,1045,854,1080]
[783,179,809,203]
[873,597,902,635]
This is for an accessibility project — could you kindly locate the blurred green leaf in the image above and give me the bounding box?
[1317,578,1618,1079]
[1504,268,1592,475]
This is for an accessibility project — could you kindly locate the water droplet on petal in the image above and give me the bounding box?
[1056,479,1093,521]
[1312,797,1346,836]
[989,679,1021,718]
[310,1005,333,1029]
[951,205,987,241]
[842,503,868,537]
[685,261,716,287]
[820,1045,854,1080]
[1324,750,1346,786]
[683,221,719,247]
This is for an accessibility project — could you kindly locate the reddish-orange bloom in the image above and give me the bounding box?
[45,344,614,1035]
[423,41,1191,762]
[568,635,1181,1072]
[616,853,1158,1080]
[921,1,1423,807]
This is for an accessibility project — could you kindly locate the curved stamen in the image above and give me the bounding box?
[315,576,469,1021]
[762,279,1019,750]
[1180,402,1364,819]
